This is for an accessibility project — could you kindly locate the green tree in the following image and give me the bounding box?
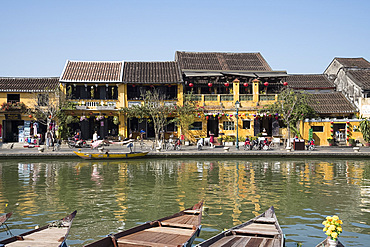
[121,88,176,147]
[173,94,198,141]
[29,85,65,134]
[359,117,370,143]
[260,88,316,148]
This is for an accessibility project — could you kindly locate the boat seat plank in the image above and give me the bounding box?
[117,239,178,247]
[6,227,68,247]
[144,226,194,235]
[254,217,276,223]
[162,215,198,226]
[119,228,194,246]
[183,210,201,214]
[160,221,196,229]
[233,229,278,236]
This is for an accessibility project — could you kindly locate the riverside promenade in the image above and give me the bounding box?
[0,142,370,159]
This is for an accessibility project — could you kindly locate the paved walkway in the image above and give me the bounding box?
[0,142,369,159]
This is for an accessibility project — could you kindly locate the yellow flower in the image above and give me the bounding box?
[326,216,332,221]
[326,230,332,236]
[332,215,339,221]
[329,225,336,231]
[323,227,327,232]
[338,220,343,225]
[322,220,327,225]
[337,227,342,232]
[331,232,338,239]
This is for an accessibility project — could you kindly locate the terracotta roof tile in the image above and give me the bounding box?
[0,77,59,92]
[347,70,370,90]
[335,57,370,69]
[175,51,272,71]
[286,74,335,89]
[309,92,357,114]
[60,61,123,82]
[122,61,183,83]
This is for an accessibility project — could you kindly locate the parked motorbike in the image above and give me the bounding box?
[197,138,204,150]
[243,140,251,150]
[68,137,90,149]
[306,140,315,151]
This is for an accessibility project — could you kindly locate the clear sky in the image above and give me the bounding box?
[1,0,369,77]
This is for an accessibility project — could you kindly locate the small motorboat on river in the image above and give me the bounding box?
[0,210,77,247]
[84,201,203,247]
[73,151,149,160]
[197,206,284,247]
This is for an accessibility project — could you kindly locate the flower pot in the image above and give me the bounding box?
[328,238,338,247]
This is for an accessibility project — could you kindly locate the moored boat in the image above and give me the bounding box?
[73,151,149,160]
[0,212,12,226]
[197,206,284,247]
[0,210,77,247]
[84,201,203,247]
[315,237,345,247]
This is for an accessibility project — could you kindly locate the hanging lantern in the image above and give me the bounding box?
[330,121,334,124]
[275,117,278,120]
[243,82,249,87]
[264,82,269,87]
[218,116,221,119]
[230,114,233,117]
[48,115,52,119]
[109,112,113,115]
[283,82,288,86]
[206,116,209,120]
[132,84,136,87]
[346,137,349,141]
[89,112,93,115]
[330,129,334,132]
[224,82,229,87]
[28,114,33,118]
[208,82,213,87]
[346,121,350,124]
[168,84,172,87]
[189,83,194,87]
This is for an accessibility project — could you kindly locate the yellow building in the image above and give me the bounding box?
[0,77,59,143]
[59,60,123,140]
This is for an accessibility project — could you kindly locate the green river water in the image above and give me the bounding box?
[0,158,369,246]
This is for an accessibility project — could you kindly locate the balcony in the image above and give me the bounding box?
[71,100,117,110]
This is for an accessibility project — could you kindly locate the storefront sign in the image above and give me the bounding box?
[361,104,370,117]
[5,114,21,120]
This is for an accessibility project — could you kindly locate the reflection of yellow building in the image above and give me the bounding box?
[114,163,128,221]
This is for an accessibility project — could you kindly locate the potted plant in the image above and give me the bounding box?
[327,137,335,146]
[217,136,223,145]
[348,138,356,146]
[359,118,370,146]
[322,215,343,246]
[224,136,235,146]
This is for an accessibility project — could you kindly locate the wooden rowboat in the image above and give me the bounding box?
[0,210,77,247]
[197,206,284,247]
[84,201,203,247]
[0,212,13,227]
[315,237,345,247]
[73,151,149,160]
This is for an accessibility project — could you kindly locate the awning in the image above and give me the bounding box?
[183,72,223,77]
[222,72,256,77]
[254,72,288,78]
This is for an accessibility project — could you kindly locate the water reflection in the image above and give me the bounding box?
[0,158,369,246]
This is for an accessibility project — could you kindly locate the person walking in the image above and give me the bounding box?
[93,131,98,142]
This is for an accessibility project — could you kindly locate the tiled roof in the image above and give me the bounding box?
[0,77,59,92]
[309,92,357,114]
[60,61,123,82]
[175,51,272,71]
[347,70,370,90]
[123,61,183,83]
[286,74,335,89]
[335,57,370,69]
